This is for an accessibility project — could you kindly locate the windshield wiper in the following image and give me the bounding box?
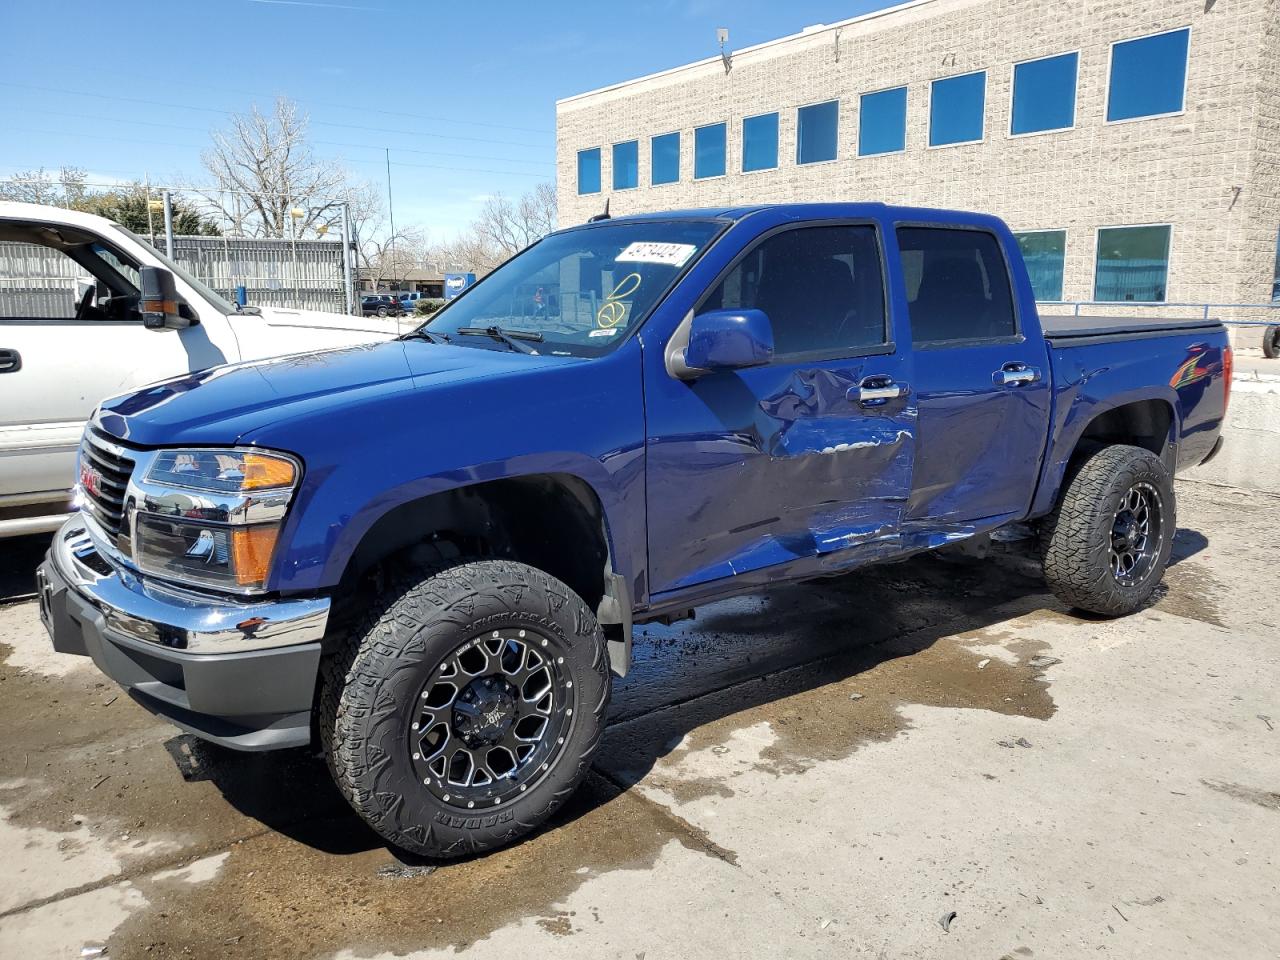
[457,325,543,354]
[400,328,451,344]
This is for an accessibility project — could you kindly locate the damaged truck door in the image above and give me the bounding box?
[646,220,917,594]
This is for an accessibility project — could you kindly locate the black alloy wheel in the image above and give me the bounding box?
[1108,481,1164,586]
[410,626,574,811]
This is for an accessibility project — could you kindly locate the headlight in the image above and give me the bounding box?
[133,447,300,594]
[146,449,297,493]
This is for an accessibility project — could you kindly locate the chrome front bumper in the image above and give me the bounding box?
[46,515,329,653]
[38,515,329,750]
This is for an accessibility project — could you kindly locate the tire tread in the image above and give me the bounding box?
[318,550,610,858]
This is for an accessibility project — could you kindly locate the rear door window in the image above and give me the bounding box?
[896,227,1017,345]
[703,224,888,359]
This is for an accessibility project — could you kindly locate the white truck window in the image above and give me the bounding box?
[0,240,96,319]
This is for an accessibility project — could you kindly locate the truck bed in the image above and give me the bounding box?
[1042,314,1224,344]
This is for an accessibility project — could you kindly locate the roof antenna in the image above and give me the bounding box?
[717,28,732,74]
[588,197,611,223]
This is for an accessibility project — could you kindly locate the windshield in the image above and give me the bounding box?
[422,219,725,357]
[110,225,240,315]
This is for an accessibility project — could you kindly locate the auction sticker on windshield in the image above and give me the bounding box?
[616,242,698,267]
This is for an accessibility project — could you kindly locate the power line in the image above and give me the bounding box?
[1,126,552,180]
[8,104,554,168]
[0,80,552,148]
[88,70,550,135]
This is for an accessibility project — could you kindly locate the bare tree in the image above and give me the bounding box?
[360,227,428,290]
[429,182,557,276]
[0,166,88,206]
[471,182,557,261]
[197,97,368,238]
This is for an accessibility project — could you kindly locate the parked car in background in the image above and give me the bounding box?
[39,203,1230,861]
[0,202,401,538]
[361,294,406,318]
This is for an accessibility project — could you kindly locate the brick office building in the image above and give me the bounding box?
[556,0,1279,319]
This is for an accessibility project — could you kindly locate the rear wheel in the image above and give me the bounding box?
[377,306,389,317]
[1264,325,1280,360]
[1039,444,1175,616]
[320,558,610,858]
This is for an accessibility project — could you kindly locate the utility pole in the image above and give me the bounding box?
[145,173,155,246]
[162,189,175,259]
[385,147,396,292]
[339,201,355,316]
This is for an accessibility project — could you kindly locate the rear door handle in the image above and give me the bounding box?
[0,349,21,374]
[994,362,1041,387]
[847,376,907,405]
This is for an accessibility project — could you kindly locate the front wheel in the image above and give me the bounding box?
[319,559,611,858]
[1039,444,1175,616]
[377,306,389,317]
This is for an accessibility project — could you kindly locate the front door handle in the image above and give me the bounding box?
[847,376,906,405]
[994,362,1041,387]
[0,349,21,374]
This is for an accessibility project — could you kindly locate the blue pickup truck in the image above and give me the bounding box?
[39,203,1231,858]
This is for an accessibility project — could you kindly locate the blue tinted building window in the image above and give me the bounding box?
[1094,225,1171,302]
[695,122,727,179]
[929,71,986,146]
[858,87,907,156]
[1014,230,1067,301]
[612,141,638,190]
[742,112,779,172]
[1273,228,1280,301]
[650,132,680,185]
[1012,52,1078,135]
[577,148,600,195]
[797,100,839,164]
[1107,28,1190,122]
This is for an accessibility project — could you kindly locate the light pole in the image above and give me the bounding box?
[289,205,305,309]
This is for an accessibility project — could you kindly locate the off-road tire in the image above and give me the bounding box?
[1039,444,1175,616]
[319,558,611,858]
[1264,325,1280,360]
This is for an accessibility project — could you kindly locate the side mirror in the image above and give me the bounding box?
[682,309,774,376]
[140,266,194,330]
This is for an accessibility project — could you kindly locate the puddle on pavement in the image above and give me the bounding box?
[602,614,1060,805]
[108,772,732,959]
[0,638,355,917]
[1155,559,1227,627]
[1201,778,1280,812]
[4,544,1062,956]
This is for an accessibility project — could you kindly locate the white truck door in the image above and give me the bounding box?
[0,226,235,507]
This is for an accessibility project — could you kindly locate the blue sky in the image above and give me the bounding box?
[0,0,896,239]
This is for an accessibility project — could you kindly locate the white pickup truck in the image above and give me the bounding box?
[0,201,399,537]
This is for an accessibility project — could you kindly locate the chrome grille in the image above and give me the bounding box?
[79,428,135,545]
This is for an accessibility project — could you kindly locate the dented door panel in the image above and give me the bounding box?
[645,349,916,595]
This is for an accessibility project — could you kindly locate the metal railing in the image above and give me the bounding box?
[1037,300,1280,328]
[0,235,349,317]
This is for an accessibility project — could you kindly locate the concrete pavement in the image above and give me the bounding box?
[1,476,1276,958]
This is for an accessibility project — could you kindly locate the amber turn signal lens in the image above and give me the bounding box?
[241,453,297,490]
[231,525,280,587]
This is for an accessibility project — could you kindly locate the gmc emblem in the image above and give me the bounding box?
[79,458,102,498]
